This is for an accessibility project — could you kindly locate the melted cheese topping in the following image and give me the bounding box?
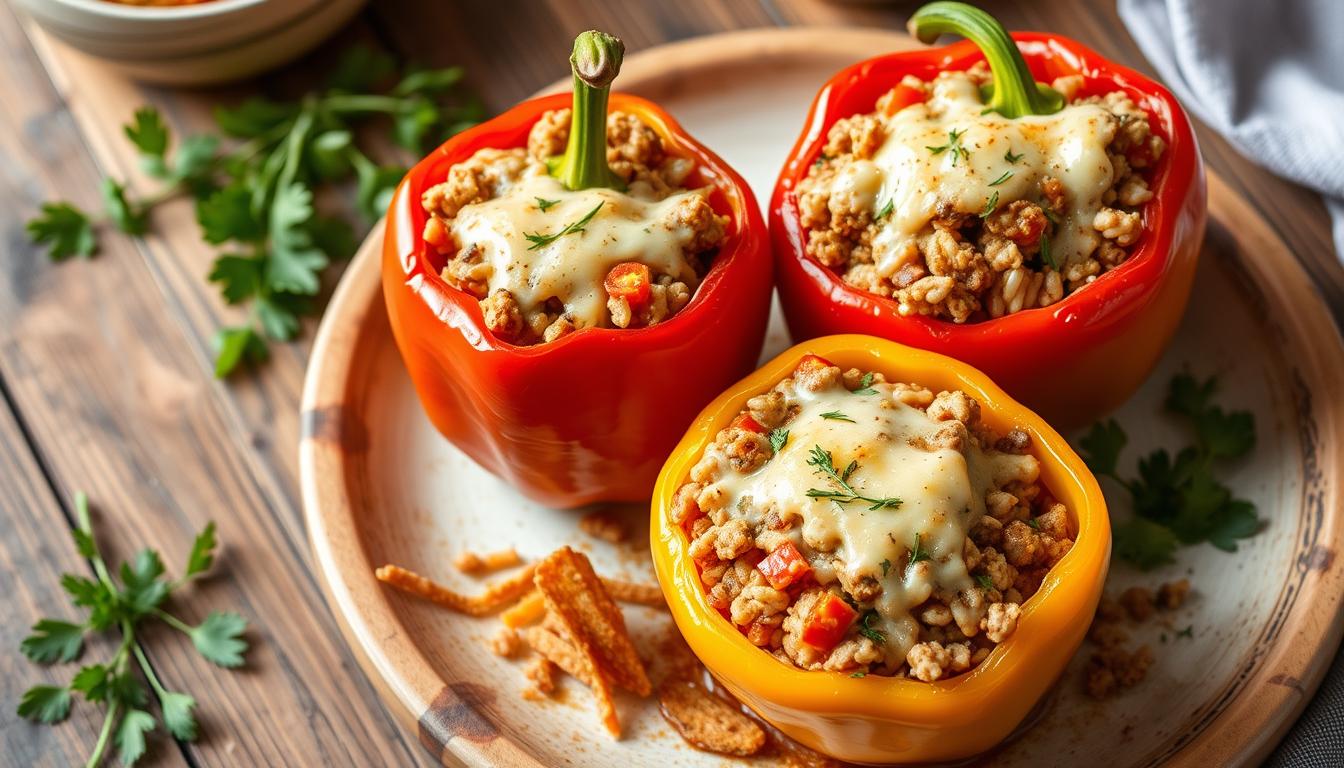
[839,71,1119,276]
[707,379,1037,661]
[449,175,705,328]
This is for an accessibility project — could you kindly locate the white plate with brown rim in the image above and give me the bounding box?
[299,27,1344,768]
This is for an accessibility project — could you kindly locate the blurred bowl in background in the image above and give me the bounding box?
[13,0,368,86]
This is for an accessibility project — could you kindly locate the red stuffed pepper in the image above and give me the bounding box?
[384,31,771,507]
[771,2,1205,429]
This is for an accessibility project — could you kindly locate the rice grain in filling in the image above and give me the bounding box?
[674,359,1075,680]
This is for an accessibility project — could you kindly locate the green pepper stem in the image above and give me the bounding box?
[908,2,1063,118]
[554,30,626,191]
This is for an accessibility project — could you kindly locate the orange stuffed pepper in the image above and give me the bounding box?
[770,2,1205,429]
[651,334,1109,764]
[383,31,771,507]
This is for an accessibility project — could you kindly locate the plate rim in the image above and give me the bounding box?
[299,27,1344,768]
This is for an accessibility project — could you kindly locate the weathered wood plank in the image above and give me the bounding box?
[0,3,426,766]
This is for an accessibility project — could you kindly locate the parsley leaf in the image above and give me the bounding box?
[17,685,72,724]
[21,620,85,664]
[988,170,1013,186]
[184,522,217,580]
[115,708,156,766]
[1113,517,1180,569]
[1080,419,1127,477]
[198,185,265,245]
[71,664,111,702]
[979,191,1000,218]
[768,427,789,454]
[926,128,970,166]
[1038,230,1057,270]
[125,107,170,178]
[208,254,264,305]
[27,203,96,261]
[975,572,995,591]
[524,201,604,250]
[213,326,268,378]
[907,533,931,572]
[536,197,561,212]
[190,612,248,668]
[160,691,199,741]
[857,611,885,644]
[1004,148,1024,164]
[875,199,894,219]
[850,671,867,678]
[101,179,148,235]
[852,372,877,396]
[820,410,855,423]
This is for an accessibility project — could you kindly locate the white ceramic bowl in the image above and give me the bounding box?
[14,0,369,86]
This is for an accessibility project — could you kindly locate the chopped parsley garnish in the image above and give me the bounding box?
[880,558,892,578]
[1079,373,1260,570]
[535,197,560,211]
[1038,231,1057,271]
[975,572,995,591]
[850,671,867,678]
[768,427,789,453]
[988,170,1013,187]
[820,410,855,423]
[1176,625,1194,639]
[523,201,604,251]
[1004,148,1025,164]
[926,128,970,166]
[875,198,894,220]
[805,445,903,511]
[852,372,877,396]
[857,611,885,644]
[979,191,1000,218]
[907,532,932,571]
[1027,517,1041,531]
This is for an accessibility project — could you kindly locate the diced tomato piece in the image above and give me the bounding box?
[795,354,833,375]
[604,262,652,307]
[730,412,766,433]
[882,83,927,116]
[800,592,857,651]
[757,541,811,590]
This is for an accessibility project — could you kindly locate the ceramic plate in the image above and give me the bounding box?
[300,28,1344,768]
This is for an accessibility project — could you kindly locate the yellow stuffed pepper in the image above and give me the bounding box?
[650,334,1109,764]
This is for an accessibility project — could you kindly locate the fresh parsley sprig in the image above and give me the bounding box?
[851,372,878,396]
[17,493,249,766]
[1079,373,1260,569]
[524,201,605,250]
[805,445,903,511]
[26,46,482,378]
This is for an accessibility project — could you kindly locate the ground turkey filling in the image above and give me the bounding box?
[795,65,1165,322]
[671,357,1075,681]
[420,110,727,345]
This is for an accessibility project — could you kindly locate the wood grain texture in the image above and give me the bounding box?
[1,0,1341,766]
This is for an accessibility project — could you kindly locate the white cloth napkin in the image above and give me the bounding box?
[1119,0,1344,262]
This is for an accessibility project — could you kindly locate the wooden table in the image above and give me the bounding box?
[3,1,1339,765]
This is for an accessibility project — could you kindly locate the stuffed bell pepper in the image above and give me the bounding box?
[651,335,1109,764]
[770,2,1205,428]
[383,31,771,507]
